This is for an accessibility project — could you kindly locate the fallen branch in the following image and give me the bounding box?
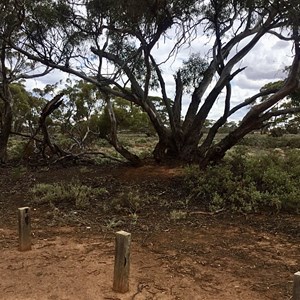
[51,151,125,165]
[189,208,225,215]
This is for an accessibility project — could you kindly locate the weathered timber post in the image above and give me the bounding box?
[293,272,300,300]
[113,230,131,293]
[18,207,31,251]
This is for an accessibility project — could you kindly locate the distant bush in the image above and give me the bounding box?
[184,148,300,213]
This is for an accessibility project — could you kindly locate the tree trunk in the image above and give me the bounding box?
[106,96,142,167]
[0,99,13,164]
[111,140,142,167]
[153,129,202,163]
[153,138,169,162]
[23,93,66,162]
[198,118,262,168]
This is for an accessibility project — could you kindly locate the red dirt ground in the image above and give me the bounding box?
[0,163,299,300]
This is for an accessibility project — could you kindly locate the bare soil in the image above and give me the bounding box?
[0,162,299,300]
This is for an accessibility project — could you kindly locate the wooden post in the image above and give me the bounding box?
[113,230,131,293]
[293,272,300,300]
[18,207,31,251]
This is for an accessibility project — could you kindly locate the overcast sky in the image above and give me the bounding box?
[24,31,293,122]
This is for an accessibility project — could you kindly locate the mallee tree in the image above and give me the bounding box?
[6,0,300,166]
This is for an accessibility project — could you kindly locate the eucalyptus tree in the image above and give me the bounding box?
[0,0,50,163]
[54,80,153,160]
[59,80,102,150]
[9,82,45,134]
[11,0,300,166]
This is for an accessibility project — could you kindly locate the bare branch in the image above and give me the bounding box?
[14,66,53,81]
[228,87,280,117]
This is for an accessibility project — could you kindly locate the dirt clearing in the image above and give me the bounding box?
[0,164,299,300]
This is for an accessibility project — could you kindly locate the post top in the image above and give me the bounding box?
[116,230,131,236]
[18,207,30,211]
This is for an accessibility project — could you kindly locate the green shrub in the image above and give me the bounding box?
[110,187,152,213]
[8,138,27,160]
[240,134,300,149]
[30,181,107,209]
[170,209,187,220]
[11,166,28,180]
[270,127,284,137]
[285,124,298,134]
[184,149,300,213]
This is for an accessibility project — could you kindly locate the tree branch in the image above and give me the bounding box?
[228,87,280,117]
[260,106,300,121]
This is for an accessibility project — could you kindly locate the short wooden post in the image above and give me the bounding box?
[293,272,300,300]
[113,230,131,293]
[18,207,31,251]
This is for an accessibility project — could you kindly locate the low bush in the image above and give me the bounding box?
[269,127,285,137]
[30,181,107,209]
[8,138,27,161]
[110,187,152,213]
[240,133,300,149]
[184,148,300,213]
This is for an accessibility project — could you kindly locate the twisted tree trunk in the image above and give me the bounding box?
[106,96,142,167]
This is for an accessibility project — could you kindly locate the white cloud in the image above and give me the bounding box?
[25,70,70,91]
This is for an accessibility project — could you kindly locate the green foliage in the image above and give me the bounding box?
[11,165,28,180]
[86,0,196,32]
[10,83,45,133]
[285,124,299,134]
[57,80,156,150]
[240,133,300,149]
[218,121,238,133]
[30,181,107,209]
[184,149,300,213]
[269,127,284,137]
[104,218,125,230]
[117,133,157,158]
[179,52,208,93]
[170,209,187,220]
[7,138,27,160]
[110,187,151,213]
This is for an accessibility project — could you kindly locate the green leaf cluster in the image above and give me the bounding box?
[179,52,208,93]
